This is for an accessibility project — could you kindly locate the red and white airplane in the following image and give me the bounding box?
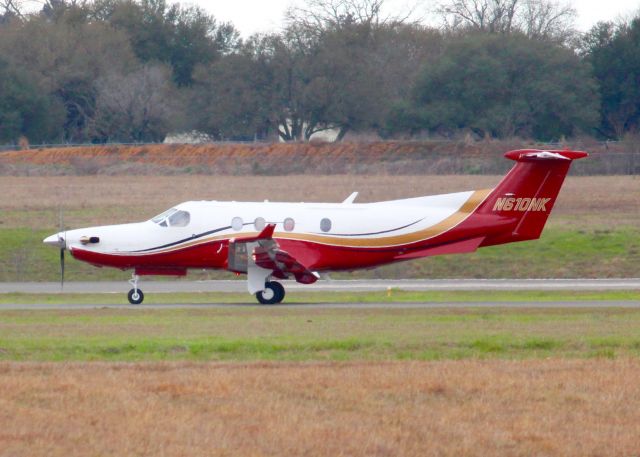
[44,149,586,304]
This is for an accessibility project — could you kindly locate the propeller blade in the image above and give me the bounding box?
[60,246,65,289]
[58,208,65,289]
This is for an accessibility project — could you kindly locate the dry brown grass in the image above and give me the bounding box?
[1,359,640,456]
[0,175,638,228]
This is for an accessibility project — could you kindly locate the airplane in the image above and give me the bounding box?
[43,149,587,305]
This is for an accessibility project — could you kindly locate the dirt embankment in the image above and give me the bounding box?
[0,139,635,175]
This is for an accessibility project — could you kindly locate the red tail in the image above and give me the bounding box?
[477,149,587,246]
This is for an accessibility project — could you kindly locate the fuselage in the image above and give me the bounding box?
[44,189,508,273]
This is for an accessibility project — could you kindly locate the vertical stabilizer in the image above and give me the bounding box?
[475,149,587,245]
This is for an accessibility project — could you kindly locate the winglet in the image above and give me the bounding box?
[258,223,276,239]
[342,192,358,204]
[231,223,276,243]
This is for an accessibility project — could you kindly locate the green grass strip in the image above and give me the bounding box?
[2,306,640,362]
[0,289,638,305]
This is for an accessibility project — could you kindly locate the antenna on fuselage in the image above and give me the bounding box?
[342,192,358,204]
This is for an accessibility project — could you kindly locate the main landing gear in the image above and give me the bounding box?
[127,274,144,305]
[256,281,285,305]
[125,274,284,305]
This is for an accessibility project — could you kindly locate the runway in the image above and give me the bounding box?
[3,278,639,294]
[0,278,638,310]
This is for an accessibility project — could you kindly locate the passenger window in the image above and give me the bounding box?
[254,217,266,230]
[283,217,295,232]
[168,210,190,227]
[232,217,243,231]
[320,218,332,232]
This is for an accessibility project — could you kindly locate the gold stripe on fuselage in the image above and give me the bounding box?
[274,188,492,248]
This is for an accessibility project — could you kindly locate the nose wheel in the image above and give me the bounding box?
[127,274,144,305]
[256,281,285,305]
[128,288,144,305]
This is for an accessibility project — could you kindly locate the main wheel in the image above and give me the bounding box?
[128,288,144,305]
[269,281,285,303]
[255,281,285,305]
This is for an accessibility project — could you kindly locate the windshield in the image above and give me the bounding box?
[168,210,190,227]
[151,208,191,227]
[152,208,178,224]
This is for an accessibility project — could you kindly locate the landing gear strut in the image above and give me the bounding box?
[127,274,144,305]
[256,281,285,305]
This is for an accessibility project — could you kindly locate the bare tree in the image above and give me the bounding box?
[519,0,576,42]
[286,0,417,34]
[91,64,181,142]
[0,0,84,20]
[276,0,426,141]
[437,0,516,33]
[288,0,383,29]
[0,0,29,18]
[436,0,576,42]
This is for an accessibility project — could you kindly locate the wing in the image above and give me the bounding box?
[227,224,318,294]
[252,243,319,284]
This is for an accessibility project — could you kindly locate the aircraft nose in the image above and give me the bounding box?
[43,233,63,248]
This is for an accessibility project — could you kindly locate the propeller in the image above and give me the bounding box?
[59,239,65,288]
[58,209,66,289]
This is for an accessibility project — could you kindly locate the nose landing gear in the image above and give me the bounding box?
[127,274,144,305]
[256,281,285,305]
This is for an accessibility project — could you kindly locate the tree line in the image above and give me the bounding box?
[0,0,639,144]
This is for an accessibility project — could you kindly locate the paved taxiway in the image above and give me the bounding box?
[1,279,638,310]
[3,278,640,294]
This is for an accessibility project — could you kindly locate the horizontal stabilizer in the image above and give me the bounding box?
[504,149,588,162]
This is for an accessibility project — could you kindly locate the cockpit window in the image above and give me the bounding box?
[151,208,190,227]
[168,210,190,227]
[152,208,177,224]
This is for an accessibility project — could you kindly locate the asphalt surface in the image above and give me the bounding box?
[0,279,638,310]
[3,278,640,294]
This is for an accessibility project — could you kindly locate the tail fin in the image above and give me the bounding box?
[476,149,587,245]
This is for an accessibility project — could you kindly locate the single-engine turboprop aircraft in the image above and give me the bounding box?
[44,149,587,305]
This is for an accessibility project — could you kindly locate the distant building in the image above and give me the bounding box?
[163,131,214,144]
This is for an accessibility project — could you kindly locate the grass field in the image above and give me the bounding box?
[2,306,640,456]
[2,289,639,304]
[2,305,640,362]
[1,359,640,456]
[1,175,639,280]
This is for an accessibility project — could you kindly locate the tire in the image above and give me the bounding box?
[256,281,285,305]
[128,288,144,305]
[269,281,285,303]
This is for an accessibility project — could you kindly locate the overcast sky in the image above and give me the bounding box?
[196,0,640,37]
